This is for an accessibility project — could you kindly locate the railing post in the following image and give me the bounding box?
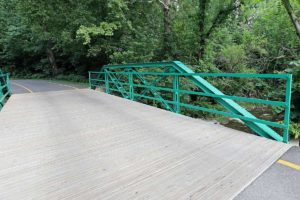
[88,72,92,89]
[283,75,292,143]
[173,74,180,113]
[0,80,3,99]
[104,69,110,94]
[6,73,11,95]
[128,70,134,100]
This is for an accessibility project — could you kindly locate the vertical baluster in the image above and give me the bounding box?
[129,70,134,100]
[7,73,11,95]
[173,74,180,113]
[0,75,3,100]
[105,69,110,94]
[88,72,92,89]
[283,75,292,143]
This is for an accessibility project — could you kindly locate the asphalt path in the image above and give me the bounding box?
[10,80,82,94]
[234,146,300,200]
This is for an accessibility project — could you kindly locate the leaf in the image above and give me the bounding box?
[76,22,118,45]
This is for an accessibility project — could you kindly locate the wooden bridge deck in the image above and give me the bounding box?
[0,89,290,199]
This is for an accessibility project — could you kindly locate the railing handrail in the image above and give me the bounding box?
[103,61,176,69]
[89,61,292,143]
[89,71,291,79]
[89,79,287,107]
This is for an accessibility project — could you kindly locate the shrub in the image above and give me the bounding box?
[54,74,87,82]
[289,122,300,139]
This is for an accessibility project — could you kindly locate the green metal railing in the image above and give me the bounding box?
[89,61,292,143]
[0,70,11,110]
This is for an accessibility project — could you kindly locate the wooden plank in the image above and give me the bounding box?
[0,89,290,199]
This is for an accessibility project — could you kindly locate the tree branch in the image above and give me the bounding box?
[205,1,241,39]
[158,0,168,9]
[282,0,300,39]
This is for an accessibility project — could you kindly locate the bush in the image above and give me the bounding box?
[54,74,87,82]
[218,44,246,72]
[30,73,47,79]
[289,122,300,139]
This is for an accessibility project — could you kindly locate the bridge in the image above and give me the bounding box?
[0,62,299,199]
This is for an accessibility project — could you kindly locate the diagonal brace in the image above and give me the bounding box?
[134,76,169,102]
[134,70,174,112]
[107,72,129,98]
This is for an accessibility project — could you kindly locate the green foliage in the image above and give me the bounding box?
[219,45,246,72]
[54,74,87,82]
[0,0,300,138]
[289,122,300,139]
[288,60,300,121]
[77,22,118,45]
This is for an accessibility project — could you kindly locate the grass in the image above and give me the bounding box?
[47,79,89,89]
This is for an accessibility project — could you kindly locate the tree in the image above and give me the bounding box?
[282,0,300,39]
[159,0,172,58]
[0,0,300,136]
[17,0,66,75]
[197,0,241,60]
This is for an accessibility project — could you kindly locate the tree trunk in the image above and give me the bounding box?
[198,0,207,60]
[161,0,172,58]
[46,47,58,75]
[282,0,300,39]
[198,1,238,60]
[234,0,241,19]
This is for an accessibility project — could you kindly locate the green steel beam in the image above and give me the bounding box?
[134,70,174,112]
[103,62,175,69]
[0,70,11,110]
[134,93,286,129]
[90,61,292,143]
[172,68,180,114]
[134,68,172,102]
[283,75,292,143]
[104,70,110,93]
[131,84,286,107]
[127,69,134,100]
[90,79,286,107]
[100,71,290,79]
[171,61,280,141]
[106,71,129,98]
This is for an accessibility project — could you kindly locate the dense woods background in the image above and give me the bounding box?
[0,0,299,137]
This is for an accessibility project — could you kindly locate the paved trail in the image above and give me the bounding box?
[10,79,82,94]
